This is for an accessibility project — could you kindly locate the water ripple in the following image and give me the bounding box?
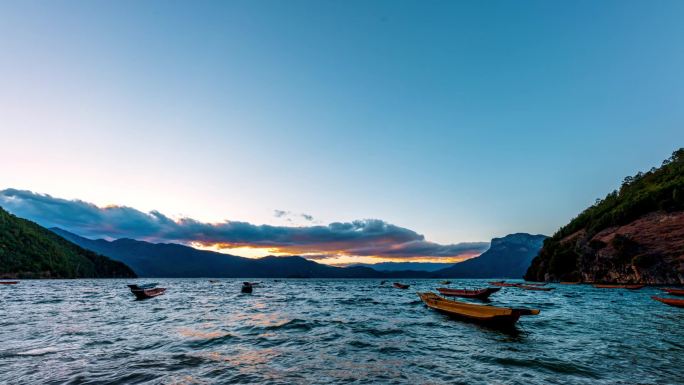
[1,279,683,384]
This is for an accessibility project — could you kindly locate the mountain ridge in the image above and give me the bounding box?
[0,207,136,279]
[50,228,435,278]
[435,233,547,278]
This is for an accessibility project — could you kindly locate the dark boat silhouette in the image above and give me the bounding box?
[393,282,410,289]
[518,284,554,291]
[436,287,500,299]
[241,282,253,293]
[489,281,519,287]
[128,284,166,300]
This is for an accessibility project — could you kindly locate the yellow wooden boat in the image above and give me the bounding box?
[418,292,539,326]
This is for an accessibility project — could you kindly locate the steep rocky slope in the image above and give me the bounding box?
[526,149,684,283]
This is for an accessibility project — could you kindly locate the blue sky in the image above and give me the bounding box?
[1,1,682,262]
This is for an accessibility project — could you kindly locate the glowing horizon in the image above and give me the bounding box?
[0,188,490,266]
[191,242,484,265]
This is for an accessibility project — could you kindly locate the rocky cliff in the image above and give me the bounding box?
[525,149,684,284]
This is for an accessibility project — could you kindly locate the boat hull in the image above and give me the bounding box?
[418,292,539,327]
[131,287,166,300]
[393,283,410,289]
[436,287,500,299]
[518,285,553,291]
[0,281,19,285]
[489,281,519,287]
[662,288,684,296]
[652,296,684,308]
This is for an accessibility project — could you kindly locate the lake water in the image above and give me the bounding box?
[1,279,682,384]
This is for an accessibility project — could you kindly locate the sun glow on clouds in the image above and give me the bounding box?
[0,189,490,266]
[191,242,483,265]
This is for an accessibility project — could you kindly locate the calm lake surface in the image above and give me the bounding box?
[1,279,682,384]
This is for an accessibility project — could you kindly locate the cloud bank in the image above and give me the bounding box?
[0,189,488,261]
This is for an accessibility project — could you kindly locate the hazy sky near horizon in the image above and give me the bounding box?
[1,1,683,258]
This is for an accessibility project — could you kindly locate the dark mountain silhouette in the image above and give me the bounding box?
[0,207,136,279]
[50,228,433,278]
[435,233,547,278]
[349,262,454,272]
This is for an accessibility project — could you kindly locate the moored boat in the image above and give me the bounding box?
[128,283,158,290]
[0,281,19,285]
[560,281,580,285]
[393,282,410,289]
[652,296,684,308]
[436,287,500,299]
[593,284,645,290]
[208,280,220,283]
[418,292,539,326]
[128,284,166,300]
[523,282,547,286]
[489,281,519,287]
[518,284,554,291]
[440,281,452,285]
[662,288,684,296]
[241,282,253,293]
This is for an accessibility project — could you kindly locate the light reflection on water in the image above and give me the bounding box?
[1,279,683,384]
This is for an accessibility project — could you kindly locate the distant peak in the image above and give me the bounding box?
[491,233,547,247]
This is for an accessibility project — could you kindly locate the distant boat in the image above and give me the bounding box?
[440,281,452,285]
[0,281,19,285]
[128,284,166,300]
[380,280,387,285]
[593,284,645,290]
[128,283,158,290]
[241,282,253,293]
[418,292,539,326]
[436,287,500,300]
[489,281,519,287]
[652,296,684,308]
[208,280,220,283]
[661,288,684,296]
[393,282,410,289]
[518,284,554,291]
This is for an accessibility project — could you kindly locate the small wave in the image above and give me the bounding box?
[177,327,236,347]
[347,340,373,348]
[35,299,63,304]
[481,355,600,378]
[264,318,316,332]
[338,297,379,306]
[16,347,63,356]
[353,326,404,338]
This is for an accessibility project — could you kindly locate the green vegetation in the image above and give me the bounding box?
[0,207,136,278]
[526,148,684,281]
[556,148,684,239]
